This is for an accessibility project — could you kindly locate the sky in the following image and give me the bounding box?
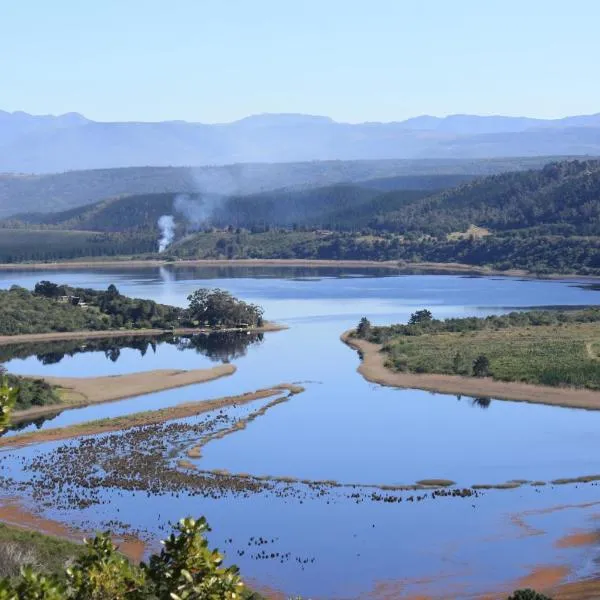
[2,0,600,123]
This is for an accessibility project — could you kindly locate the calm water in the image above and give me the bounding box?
[1,266,600,597]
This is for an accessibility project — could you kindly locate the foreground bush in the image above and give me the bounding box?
[0,517,246,600]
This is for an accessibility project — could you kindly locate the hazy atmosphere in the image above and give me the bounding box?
[2,0,600,123]
[2,3,600,600]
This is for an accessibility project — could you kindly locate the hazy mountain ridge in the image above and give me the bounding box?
[1,110,600,173]
[0,157,562,217]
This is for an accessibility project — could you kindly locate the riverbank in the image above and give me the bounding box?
[2,384,303,447]
[11,364,236,422]
[0,257,580,279]
[0,499,146,563]
[342,332,600,410]
[0,321,286,347]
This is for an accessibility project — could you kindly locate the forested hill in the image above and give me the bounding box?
[377,159,600,236]
[1,177,454,233]
[0,156,577,218]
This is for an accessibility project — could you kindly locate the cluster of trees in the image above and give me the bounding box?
[0,229,157,263]
[0,367,60,411]
[0,282,266,336]
[187,289,264,328]
[355,308,600,345]
[0,283,183,335]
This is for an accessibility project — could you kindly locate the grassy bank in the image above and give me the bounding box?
[0,520,83,578]
[382,321,600,389]
[356,309,600,390]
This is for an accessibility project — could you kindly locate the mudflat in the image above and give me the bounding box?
[342,332,600,410]
[2,384,302,448]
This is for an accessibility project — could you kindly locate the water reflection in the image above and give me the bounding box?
[0,331,265,366]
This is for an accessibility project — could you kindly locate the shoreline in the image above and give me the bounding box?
[0,321,286,347]
[11,364,237,422]
[341,332,600,410]
[0,257,594,280]
[1,384,301,448]
[0,498,146,562]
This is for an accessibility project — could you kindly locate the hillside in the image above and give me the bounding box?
[373,159,600,236]
[1,108,600,173]
[1,172,474,234]
[0,157,563,218]
[2,159,600,275]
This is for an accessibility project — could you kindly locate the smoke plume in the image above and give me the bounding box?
[173,193,219,230]
[157,215,175,252]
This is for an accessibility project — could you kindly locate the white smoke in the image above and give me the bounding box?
[157,215,175,252]
[173,193,219,231]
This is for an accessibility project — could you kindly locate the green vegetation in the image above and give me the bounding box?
[0,283,183,335]
[355,308,600,389]
[0,229,156,262]
[3,159,600,275]
[0,517,264,600]
[187,289,263,328]
[0,367,60,411]
[0,157,558,218]
[0,523,83,579]
[0,282,265,336]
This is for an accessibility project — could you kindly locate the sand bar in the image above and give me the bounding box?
[342,332,600,410]
[11,364,236,421]
[1,385,301,448]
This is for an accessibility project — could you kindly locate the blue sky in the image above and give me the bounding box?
[2,0,599,123]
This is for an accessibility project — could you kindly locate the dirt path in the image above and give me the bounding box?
[342,332,600,410]
[12,364,236,422]
[0,321,286,347]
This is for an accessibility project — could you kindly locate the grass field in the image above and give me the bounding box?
[0,521,83,577]
[383,321,600,389]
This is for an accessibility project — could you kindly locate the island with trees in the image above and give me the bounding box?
[0,282,276,418]
[0,281,267,337]
[346,308,600,409]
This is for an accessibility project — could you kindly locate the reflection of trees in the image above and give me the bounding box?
[5,413,60,435]
[175,332,264,363]
[0,336,167,365]
[471,396,492,409]
[0,332,263,366]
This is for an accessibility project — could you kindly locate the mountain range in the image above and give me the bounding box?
[2,110,600,173]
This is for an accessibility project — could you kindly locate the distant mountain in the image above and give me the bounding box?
[0,157,561,217]
[1,110,600,173]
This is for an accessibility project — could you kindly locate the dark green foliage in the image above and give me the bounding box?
[0,229,156,263]
[0,284,184,335]
[3,374,60,411]
[409,310,433,325]
[356,317,372,338]
[376,159,600,236]
[187,289,263,328]
[0,158,556,218]
[472,355,490,377]
[0,518,248,600]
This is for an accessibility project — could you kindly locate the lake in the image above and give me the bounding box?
[1,266,599,598]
